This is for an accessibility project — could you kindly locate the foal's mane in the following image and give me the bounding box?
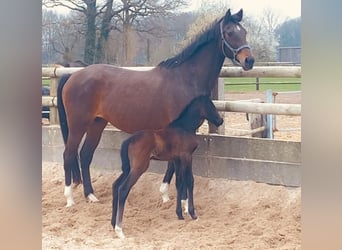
[168,95,209,128]
[157,18,223,69]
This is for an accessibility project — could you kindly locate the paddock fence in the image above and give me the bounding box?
[42,66,301,187]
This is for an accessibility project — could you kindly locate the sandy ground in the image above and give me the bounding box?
[42,162,301,249]
[42,91,301,249]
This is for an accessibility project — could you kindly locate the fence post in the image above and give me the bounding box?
[256,77,260,90]
[209,78,225,134]
[49,77,59,125]
[265,89,273,139]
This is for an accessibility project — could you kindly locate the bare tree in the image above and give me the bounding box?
[42,9,84,64]
[43,0,187,65]
[43,0,101,64]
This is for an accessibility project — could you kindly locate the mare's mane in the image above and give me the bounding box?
[157,18,223,69]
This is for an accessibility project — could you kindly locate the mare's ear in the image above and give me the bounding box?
[223,9,232,23]
[235,9,243,22]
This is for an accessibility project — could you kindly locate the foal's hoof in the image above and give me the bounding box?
[87,193,99,203]
[177,214,184,220]
[115,226,125,239]
[181,199,189,214]
[190,211,198,220]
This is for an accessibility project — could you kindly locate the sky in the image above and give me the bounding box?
[48,0,301,21]
[188,0,301,20]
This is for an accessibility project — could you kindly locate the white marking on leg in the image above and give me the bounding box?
[64,185,75,207]
[181,199,188,214]
[87,193,99,203]
[115,226,125,239]
[159,183,170,203]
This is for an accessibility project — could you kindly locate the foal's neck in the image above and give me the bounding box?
[169,114,203,133]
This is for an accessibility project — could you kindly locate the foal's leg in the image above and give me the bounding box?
[79,118,107,202]
[115,167,147,239]
[174,163,186,220]
[184,160,197,220]
[111,173,127,230]
[63,129,86,207]
[160,161,175,202]
[114,158,150,239]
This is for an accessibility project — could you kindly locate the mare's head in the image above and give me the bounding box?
[220,9,254,70]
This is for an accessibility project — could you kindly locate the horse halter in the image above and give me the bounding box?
[220,20,251,66]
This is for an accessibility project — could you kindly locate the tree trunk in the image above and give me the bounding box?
[84,0,97,64]
[95,0,113,63]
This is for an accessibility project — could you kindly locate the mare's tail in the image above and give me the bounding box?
[57,74,72,144]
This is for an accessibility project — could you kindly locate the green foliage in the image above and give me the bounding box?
[224,77,301,92]
[275,17,301,47]
[42,79,51,87]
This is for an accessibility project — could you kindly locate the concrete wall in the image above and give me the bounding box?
[42,126,301,187]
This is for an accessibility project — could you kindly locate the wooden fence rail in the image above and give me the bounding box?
[42,66,301,78]
[42,66,301,137]
[42,96,301,116]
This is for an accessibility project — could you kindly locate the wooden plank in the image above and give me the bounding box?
[42,96,301,116]
[42,66,301,78]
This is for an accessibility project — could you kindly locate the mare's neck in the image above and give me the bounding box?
[179,40,225,95]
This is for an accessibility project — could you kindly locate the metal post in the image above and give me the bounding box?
[265,89,273,139]
[256,77,260,90]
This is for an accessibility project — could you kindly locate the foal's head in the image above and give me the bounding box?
[195,95,224,127]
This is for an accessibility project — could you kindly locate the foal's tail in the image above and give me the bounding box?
[120,137,132,175]
[57,74,72,144]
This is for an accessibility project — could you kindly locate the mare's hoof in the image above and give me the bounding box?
[65,200,75,207]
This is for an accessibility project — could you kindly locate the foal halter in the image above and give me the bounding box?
[220,20,251,66]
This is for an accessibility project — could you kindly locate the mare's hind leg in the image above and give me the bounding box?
[63,130,87,207]
[79,118,107,202]
[160,161,175,202]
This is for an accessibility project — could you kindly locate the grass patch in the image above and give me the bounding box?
[42,79,51,87]
[224,77,301,92]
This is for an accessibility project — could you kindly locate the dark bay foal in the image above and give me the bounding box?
[111,95,223,239]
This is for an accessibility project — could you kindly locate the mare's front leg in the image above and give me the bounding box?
[160,161,175,202]
[79,119,107,202]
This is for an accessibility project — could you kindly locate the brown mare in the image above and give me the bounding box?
[112,95,223,239]
[57,8,254,207]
